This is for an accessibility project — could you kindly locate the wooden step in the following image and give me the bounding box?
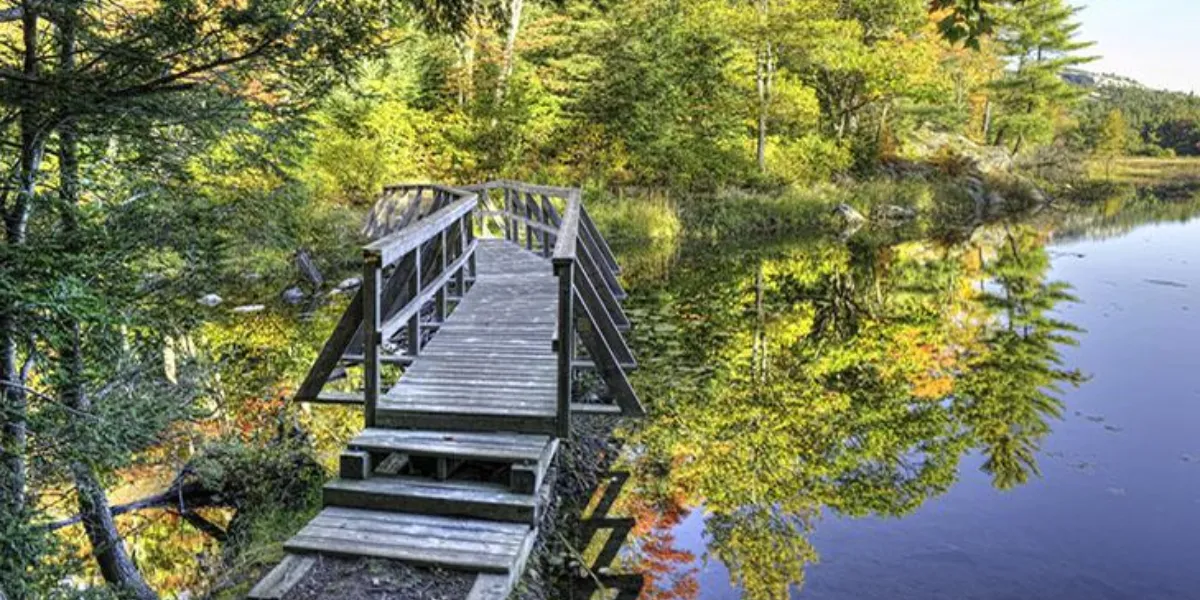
[349,428,558,492]
[375,407,558,436]
[284,507,536,573]
[324,476,539,523]
[349,428,550,463]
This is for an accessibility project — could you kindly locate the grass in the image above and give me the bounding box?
[1091,156,1200,186]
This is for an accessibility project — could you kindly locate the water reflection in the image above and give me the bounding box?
[602,219,1102,599]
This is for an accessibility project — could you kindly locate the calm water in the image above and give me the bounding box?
[602,204,1200,599]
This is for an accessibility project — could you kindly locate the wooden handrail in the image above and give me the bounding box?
[552,192,581,262]
[365,191,477,266]
[296,183,480,430]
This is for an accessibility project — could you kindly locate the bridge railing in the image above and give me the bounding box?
[466,181,644,438]
[295,184,479,428]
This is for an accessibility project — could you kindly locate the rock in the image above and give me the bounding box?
[281,286,305,304]
[986,191,1007,217]
[877,205,917,221]
[832,203,866,223]
[197,294,222,307]
[232,304,265,314]
[336,277,362,292]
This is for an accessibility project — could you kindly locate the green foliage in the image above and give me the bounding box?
[1075,85,1200,157]
[989,0,1094,154]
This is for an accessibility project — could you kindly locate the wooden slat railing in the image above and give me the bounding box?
[466,181,644,438]
[295,184,479,428]
[299,180,639,439]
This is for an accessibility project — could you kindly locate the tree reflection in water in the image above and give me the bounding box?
[594,222,1085,599]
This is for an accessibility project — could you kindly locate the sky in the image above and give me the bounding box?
[1077,0,1198,93]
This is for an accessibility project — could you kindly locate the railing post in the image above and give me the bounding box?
[467,211,478,283]
[504,188,515,241]
[407,247,422,357]
[436,229,448,322]
[456,214,469,295]
[554,259,575,439]
[524,191,534,251]
[363,253,383,428]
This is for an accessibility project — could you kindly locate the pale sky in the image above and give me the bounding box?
[1077,0,1198,93]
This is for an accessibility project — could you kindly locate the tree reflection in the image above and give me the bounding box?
[614,222,1084,599]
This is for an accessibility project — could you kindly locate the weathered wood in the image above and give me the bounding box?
[340,450,371,480]
[552,193,581,261]
[573,262,636,368]
[340,353,415,366]
[554,259,574,439]
[576,229,631,331]
[375,410,558,436]
[324,477,538,523]
[248,554,316,599]
[580,203,622,275]
[571,268,644,417]
[350,428,550,463]
[467,526,539,600]
[265,182,649,597]
[308,391,365,405]
[284,508,534,573]
[375,452,410,475]
[364,193,477,266]
[379,240,478,341]
[363,255,382,427]
[294,287,363,402]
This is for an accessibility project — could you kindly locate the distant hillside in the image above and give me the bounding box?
[1070,70,1200,157]
[1062,69,1144,90]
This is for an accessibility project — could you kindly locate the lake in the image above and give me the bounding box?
[598,196,1200,599]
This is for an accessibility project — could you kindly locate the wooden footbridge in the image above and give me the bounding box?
[250,181,643,599]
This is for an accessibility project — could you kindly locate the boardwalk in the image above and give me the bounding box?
[250,182,642,600]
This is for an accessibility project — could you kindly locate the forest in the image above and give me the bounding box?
[0,0,1180,598]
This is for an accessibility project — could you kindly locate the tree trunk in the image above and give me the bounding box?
[71,460,158,600]
[755,47,770,173]
[982,98,992,141]
[57,7,157,597]
[754,0,772,173]
[494,0,524,105]
[1,0,44,515]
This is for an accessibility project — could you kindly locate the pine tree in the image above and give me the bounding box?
[989,0,1095,154]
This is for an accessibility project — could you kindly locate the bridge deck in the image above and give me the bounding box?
[377,240,559,433]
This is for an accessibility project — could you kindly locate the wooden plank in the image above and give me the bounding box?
[363,256,382,427]
[375,410,557,435]
[570,403,622,415]
[319,506,530,535]
[294,288,363,402]
[573,264,636,368]
[350,429,549,462]
[379,398,555,414]
[300,523,519,557]
[572,270,644,417]
[576,237,631,331]
[286,535,514,573]
[323,477,537,523]
[248,554,316,600]
[305,513,525,547]
[580,203,622,275]
[552,193,581,261]
[467,528,538,600]
[341,353,414,365]
[339,450,371,479]
[307,391,364,405]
